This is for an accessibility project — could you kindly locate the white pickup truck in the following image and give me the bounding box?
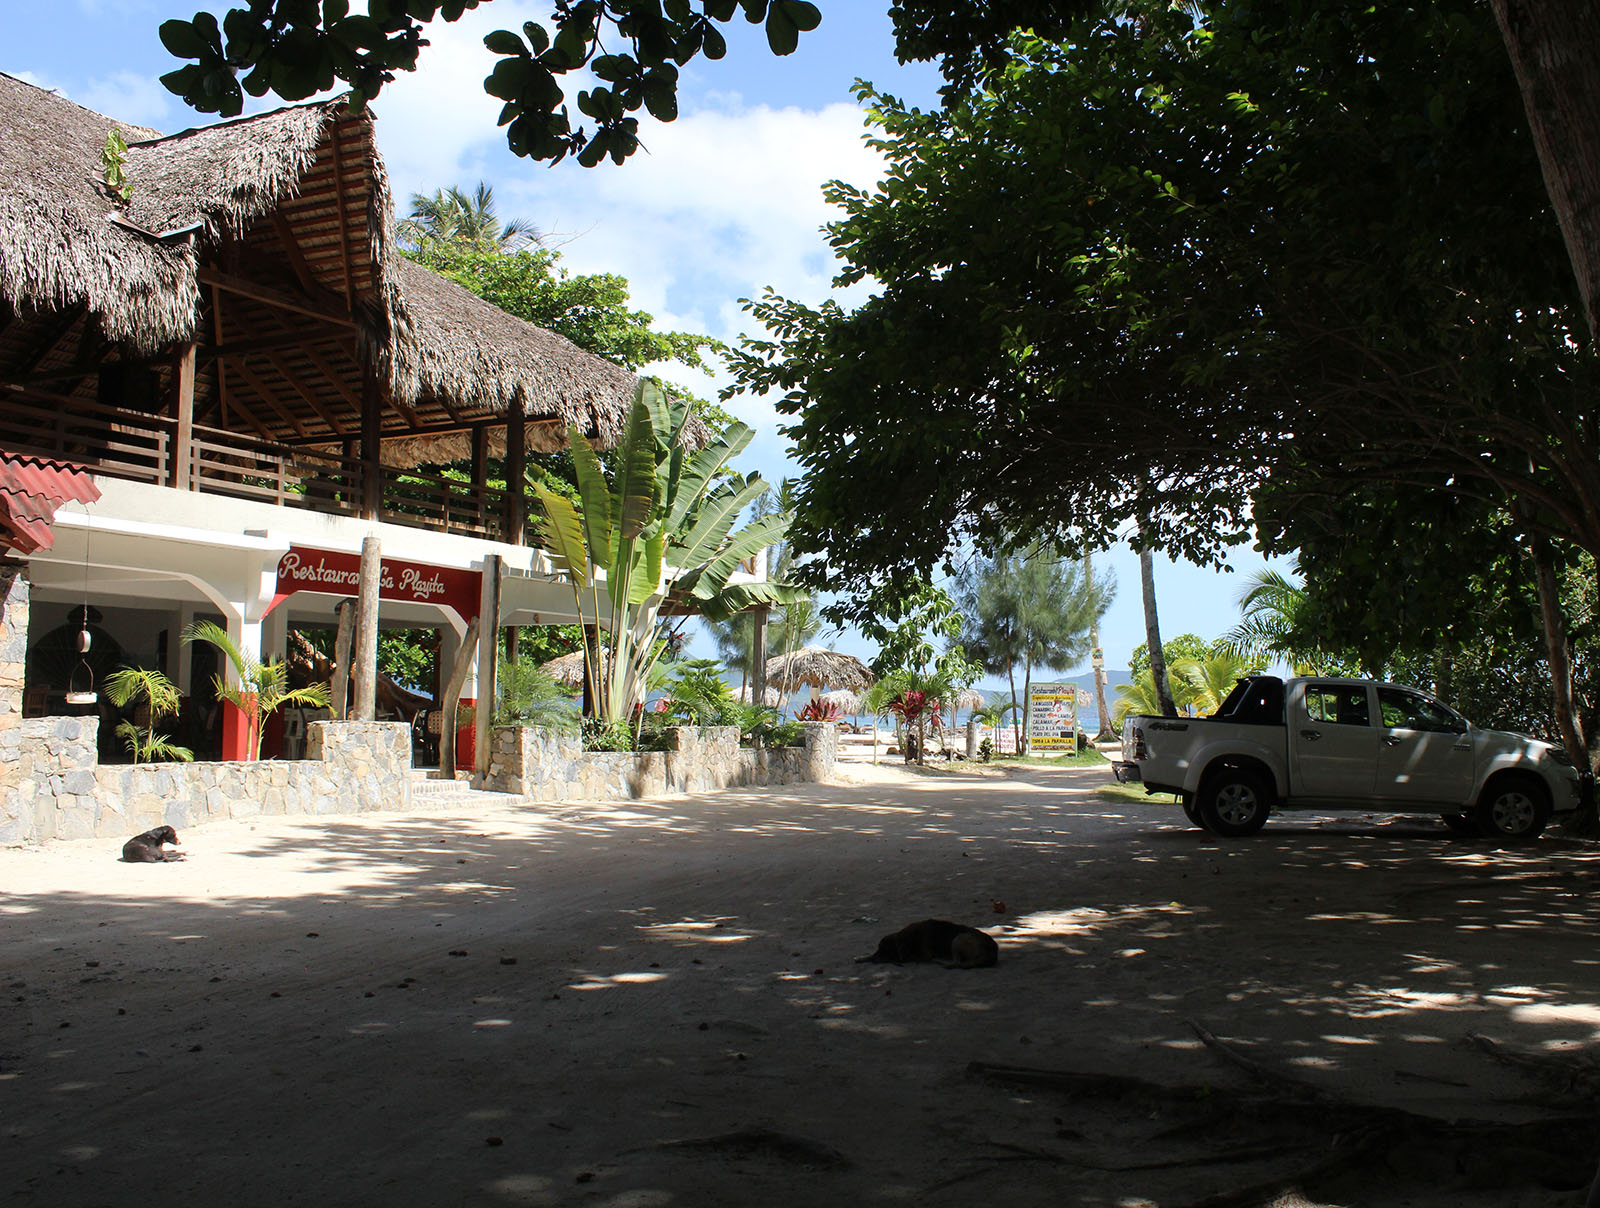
[1112,676,1584,839]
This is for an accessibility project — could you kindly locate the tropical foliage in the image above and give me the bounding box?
[532,383,801,732]
[103,665,193,763]
[398,182,540,252]
[861,583,979,765]
[182,621,332,760]
[493,660,579,734]
[955,542,1112,754]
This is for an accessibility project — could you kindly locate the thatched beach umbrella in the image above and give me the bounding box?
[540,649,606,688]
[950,688,987,713]
[820,688,861,715]
[739,684,784,707]
[765,647,874,696]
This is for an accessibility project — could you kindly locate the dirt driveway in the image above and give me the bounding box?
[4,761,1600,1207]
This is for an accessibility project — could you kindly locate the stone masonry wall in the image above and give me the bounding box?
[1,718,414,847]
[485,721,837,801]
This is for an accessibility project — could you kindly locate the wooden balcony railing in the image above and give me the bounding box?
[1,397,520,543]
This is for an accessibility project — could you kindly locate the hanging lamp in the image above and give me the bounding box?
[64,504,97,705]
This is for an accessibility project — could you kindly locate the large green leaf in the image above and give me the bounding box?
[671,475,768,570]
[613,394,659,542]
[533,483,591,588]
[566,428,612,573]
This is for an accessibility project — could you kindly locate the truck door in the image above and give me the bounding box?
[1374,686,1476,805]
[1291,683,1379,799]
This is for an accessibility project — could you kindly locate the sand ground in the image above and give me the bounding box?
[5,744,1600,1207]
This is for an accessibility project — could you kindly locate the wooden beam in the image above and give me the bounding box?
[197,267,357,329]
[206,328,343,363]
[298,343,363,411]
[474,554,502,781]
[330,598,354,720]
[505,402,526,546]
[438,616,479,778]
[270,210,322,298]
[361,373,382,519]
[171,342,196,489]
[328,121,355,305]
[352,535,381,722]
[17,304,87,375]
[231,359,315,440]
[209,284,230,427]
[265,350,345,434]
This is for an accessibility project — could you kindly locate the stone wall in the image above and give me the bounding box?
[485,721,837,801]
[1,718,414,846]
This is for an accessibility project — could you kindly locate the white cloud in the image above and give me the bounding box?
[79,70,175,130]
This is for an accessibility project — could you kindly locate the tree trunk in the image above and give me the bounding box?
[1087,552,1116,740]
[1530,539,1587,765]
[1490,0,1600,339]
[1140,545,1178,717]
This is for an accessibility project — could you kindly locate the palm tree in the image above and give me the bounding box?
[1224,567,1352,675]
[182,621,332,760]
[1139,544,1179,717]
[1113,671,1166,727]
[1172,650,1256,715]
[399,182,540,252]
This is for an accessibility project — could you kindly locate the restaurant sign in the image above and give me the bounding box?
[1027,683,1080,752]
[269,546,481,619]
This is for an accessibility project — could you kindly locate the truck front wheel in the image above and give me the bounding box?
[1196,769,1273,837]
[1473,775,1551,841]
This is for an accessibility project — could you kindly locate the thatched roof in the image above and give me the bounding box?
[380,260,639,463]
[0,71,646,460]
[765,647,875,693]
[0,72,189,353]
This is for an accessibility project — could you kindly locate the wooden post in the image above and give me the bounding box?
[505,405,526,545]
[171,342,196,488]
[750,605,770,750]
[330,598,354,720]
[360,376,382,520]
[581,624,599,718]
[439,617,479,778]
[751,604,769,703]
[352,535,381,721]
[474,554,502,779]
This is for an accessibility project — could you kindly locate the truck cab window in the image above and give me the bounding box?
[1377,687,1463,733]
[1304,685,1370,727]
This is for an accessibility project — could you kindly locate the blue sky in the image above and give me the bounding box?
[9,1,1290,687]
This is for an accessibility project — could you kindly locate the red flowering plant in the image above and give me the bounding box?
[795,698,843,722]
[860,583,978,766]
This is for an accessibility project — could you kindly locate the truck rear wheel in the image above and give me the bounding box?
[1181,795,1207,829]
[1473,775,1551,841]
[1196,768,1273,837]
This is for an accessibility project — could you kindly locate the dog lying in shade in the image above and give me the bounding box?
[858,919,999,968]
[121,826,185,863]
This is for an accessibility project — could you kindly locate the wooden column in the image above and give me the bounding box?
[505,406,526,545]
[360,375,382,520]
[581,624,599,718]
[474,554,502,779]
[471,425,489,532]
[171,342,197,489]
[352,536,381,721]
[750,605,770,750]
[438,617,479,779]
[751,605,769,706]
[330,598,354,720]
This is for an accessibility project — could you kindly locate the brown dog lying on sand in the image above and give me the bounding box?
[121,826,185,863]
[858,919,999,968]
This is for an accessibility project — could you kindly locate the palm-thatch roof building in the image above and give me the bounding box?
[0,72,678,764]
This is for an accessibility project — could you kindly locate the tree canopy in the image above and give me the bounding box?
[156,2,1097,166]
[727,0,1597,627]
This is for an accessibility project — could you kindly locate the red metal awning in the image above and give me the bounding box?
[0,452,102,554]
